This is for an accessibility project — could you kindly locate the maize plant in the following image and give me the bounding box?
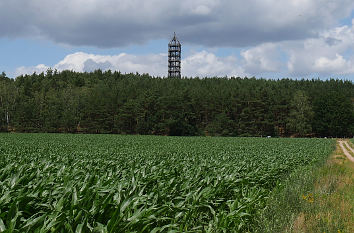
[0,134,334,232]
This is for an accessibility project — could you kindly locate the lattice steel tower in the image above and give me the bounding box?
[168,33,181,77]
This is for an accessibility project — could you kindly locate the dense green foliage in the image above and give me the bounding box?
[0,71,353,137]
[0,134,334,232]
[286,90,314,137]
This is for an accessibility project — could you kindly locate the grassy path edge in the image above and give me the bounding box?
[256,139,354,233]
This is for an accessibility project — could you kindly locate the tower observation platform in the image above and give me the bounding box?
[168,33,181,78]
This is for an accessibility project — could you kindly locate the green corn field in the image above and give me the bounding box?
[0,134,334,232]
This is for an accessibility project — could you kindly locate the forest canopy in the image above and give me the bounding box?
[0,70,353,137]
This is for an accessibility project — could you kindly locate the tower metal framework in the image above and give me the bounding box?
[168,33,181,77]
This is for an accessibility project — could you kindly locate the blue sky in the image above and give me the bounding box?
[1,0,354,80]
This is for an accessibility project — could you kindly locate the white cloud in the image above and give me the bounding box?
[53,52,166,77]
[14,51,246,78]
[1,0,353,47]
[218,19,354,78]
[12,20,354,79]
[15,64,50,77]
[286,20,354,76]
[183,51,245,77]
[241,43,283,74]
[314,54,349,73]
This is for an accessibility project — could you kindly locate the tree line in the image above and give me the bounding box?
[0,70,353,137]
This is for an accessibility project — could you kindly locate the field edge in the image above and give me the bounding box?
[254,139,354,233]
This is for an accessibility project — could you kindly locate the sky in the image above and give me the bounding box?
[1,0,354,80]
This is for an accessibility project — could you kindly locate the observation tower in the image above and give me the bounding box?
[168,33,181,77]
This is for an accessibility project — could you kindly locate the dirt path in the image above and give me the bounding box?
[344,141,354,154]
[338,140,354,162]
